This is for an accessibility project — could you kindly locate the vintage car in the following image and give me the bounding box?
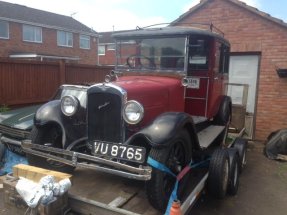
[0,85,88,157]
[23,26,242,212]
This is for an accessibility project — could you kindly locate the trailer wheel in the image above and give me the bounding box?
[146,129,192,212]
[227,148,240,195]
[27,126,75,173]
[207,149,230,199]
[233,138,247,173]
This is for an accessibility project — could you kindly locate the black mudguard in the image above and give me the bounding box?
[34,100,86,148]
[127,112,201,150]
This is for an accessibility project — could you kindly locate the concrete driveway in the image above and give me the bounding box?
[191,141,287,215]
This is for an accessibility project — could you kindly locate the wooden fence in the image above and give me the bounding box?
[0,59,111,107]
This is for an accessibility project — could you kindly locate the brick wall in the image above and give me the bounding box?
[174,0,287,140]
[0,22,98,65]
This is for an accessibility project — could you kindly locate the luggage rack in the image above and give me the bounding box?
[136,22,225,37]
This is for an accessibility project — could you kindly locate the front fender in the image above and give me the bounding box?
[34,100,67,147]
[127,112,200,150]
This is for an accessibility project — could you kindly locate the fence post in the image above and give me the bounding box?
[59,60,66,84]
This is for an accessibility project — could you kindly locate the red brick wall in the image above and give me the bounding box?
[99,46,115,65]
[174,0,287,140]
[0,22,98,65]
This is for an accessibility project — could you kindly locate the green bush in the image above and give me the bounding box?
[0,105,9,113]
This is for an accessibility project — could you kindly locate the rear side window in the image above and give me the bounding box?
[188,38,209,71]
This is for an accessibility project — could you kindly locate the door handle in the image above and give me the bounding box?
[214,77,219,80]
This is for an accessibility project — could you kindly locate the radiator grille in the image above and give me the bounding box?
[88,91,123,143]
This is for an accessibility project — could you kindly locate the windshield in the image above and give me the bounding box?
[115,37,186,72]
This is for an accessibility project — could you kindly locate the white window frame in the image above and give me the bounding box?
[98,45,106,55]
[23,25,42,43]
[57,30,73,47]
[0,21,9,39]
[80,35,90,49]
[107,44,115,50]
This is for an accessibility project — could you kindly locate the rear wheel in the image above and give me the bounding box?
[146,130,192,212]
[214,96,232,146]
[27,126,75,173]
[208,149,230,199]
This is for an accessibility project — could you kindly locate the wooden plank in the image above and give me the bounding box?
[13,164,72,183]
[277,154,287,161]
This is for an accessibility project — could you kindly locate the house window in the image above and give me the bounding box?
[107,44,115,50]
[80,35,90,49]
[57,31,73,47]
[98,45,105,55]
[0,21,9,39]
[23,25,42,43]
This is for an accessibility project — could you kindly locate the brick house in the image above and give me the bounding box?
[0,1,98,65]
[98,31,116,65]
[171,0,287,140]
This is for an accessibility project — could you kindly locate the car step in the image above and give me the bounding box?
[192,116,208,124]
[198,125,225,148]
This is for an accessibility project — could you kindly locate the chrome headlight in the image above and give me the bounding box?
[123,100,144,124]
[61,95,79,116]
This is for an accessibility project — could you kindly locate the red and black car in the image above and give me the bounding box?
[23,26,246,212]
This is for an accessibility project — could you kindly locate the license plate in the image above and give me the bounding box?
[93,142,146,163]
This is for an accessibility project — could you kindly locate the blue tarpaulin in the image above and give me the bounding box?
[0,147,28,175]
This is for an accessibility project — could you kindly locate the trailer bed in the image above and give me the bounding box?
[69,168,160,215]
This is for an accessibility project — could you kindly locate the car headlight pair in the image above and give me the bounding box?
[61,96,79,116]
[61,96,144,124]
[123,100,144,124]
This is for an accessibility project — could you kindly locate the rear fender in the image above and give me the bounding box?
[126,112,201,150]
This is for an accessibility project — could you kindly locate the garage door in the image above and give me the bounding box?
[228,55,260,114]
[228,55,260,138]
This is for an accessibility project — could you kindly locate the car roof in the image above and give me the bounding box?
[112,26,230,46]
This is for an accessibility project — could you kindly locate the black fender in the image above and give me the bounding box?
[34,100,87,148]
[34,100,67,147]
[126,112,201,150]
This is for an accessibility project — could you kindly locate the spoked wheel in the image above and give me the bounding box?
[208,149,230,199]
[27,126,75,173]
[146,130,192,212]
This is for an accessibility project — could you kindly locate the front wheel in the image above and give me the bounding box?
[146,130,192,212]
[27,126,75,173]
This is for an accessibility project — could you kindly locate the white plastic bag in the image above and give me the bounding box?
[16,175,71,208]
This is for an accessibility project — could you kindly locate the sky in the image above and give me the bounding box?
[1,0,287,32]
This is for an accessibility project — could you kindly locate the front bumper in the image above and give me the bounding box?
[22,140,152,181]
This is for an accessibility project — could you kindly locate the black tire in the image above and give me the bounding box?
[233,138,247,173]
[214,96,232,126]
[27,126,75,173]
[227,148,240,195]
[146,130,192,212]
[207,149,230,199]
[214,96,232,146]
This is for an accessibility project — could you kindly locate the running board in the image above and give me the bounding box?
[192,116,208,124]
[198,125,225,148]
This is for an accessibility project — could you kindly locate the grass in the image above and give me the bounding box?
[0,105,9,113]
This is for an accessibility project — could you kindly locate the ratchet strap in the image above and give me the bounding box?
[147,157,209,215]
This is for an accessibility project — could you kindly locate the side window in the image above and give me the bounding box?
[188,38,209,71]
[219,44,230,73]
